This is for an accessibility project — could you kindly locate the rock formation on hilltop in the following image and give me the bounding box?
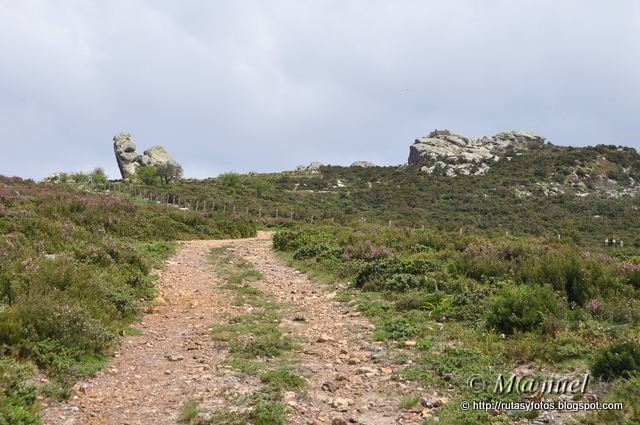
[296,161,325,172]
[113,133,180,179]
[408,129,546,176]
[351,161,376,168]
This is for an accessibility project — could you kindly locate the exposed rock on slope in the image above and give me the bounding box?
[409,129,546,176]
[113,133,180,179]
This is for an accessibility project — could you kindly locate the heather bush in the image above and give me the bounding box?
[341,240,392,260]
[381,316,422,340]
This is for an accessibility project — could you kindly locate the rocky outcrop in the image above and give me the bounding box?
[409,129,546,176]
[296,161,325,172]
[351,161,375,168]
[113,133,140,178]
[113,133,180,179]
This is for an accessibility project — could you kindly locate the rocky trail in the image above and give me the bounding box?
[43,232,431,425]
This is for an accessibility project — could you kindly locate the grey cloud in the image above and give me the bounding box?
[1,0,639,179]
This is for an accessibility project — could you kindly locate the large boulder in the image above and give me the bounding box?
[409,129,546,176]
[113,133,180,179]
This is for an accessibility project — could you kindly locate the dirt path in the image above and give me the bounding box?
[43,232,426,425]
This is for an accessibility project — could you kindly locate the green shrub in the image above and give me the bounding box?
[354,257,399,289]
[448,288,489,321]
[230,333,294,358]
[105,285,140,318]
[485,285,564,335]
[398,394,421,409]
[260,368,305,390]
[178,399,200,423]
[273,229,325,252]
[89,167,108,185]
[381,316,422,340]
[251,399,286,425]
[156,163,183,184]
[135,166,160,186]
[218,172,243,188]
[591,341,640,380]
[71,172,89,183]
[249,177,274,198]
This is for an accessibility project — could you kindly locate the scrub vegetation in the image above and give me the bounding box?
[273,223,640,424]
[0,177,255,423]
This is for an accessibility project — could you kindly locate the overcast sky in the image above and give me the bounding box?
[1,1,639,179]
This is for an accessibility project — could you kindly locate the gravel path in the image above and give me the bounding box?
[42,232,426,425]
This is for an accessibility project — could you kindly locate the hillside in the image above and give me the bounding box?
[95,140,640,248]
